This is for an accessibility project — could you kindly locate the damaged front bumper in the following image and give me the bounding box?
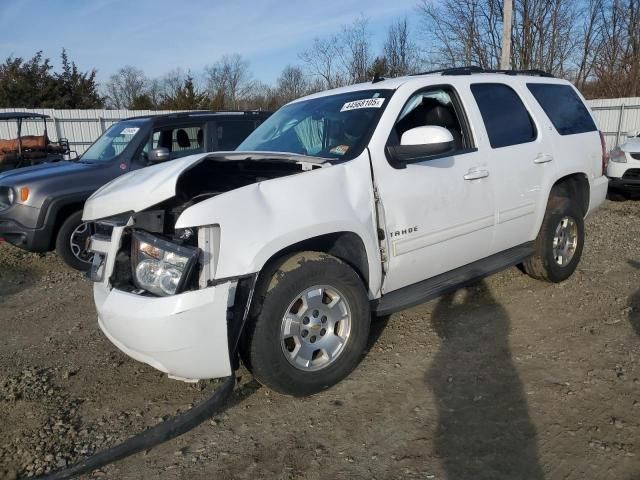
[90,224,236,382]
[94,281,234,381]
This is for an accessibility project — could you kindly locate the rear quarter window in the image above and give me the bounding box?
[470,83,537,149]
[526,83,596,136]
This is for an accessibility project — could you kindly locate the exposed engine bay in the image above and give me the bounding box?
[173,156,324,218]
[104,154,328,292]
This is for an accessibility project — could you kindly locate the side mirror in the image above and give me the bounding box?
[148,147,170,163]
[387,126,454,167]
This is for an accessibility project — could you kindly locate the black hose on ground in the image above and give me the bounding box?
[38,374,235,480]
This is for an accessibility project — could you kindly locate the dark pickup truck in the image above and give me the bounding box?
[0,110,270,270]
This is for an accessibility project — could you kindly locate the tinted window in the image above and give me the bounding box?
[527,83,596,135]
[217,120,256,150]
[471,83,536,148]
[149,124,204,160]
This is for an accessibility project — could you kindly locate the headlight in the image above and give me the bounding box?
[609,147,628,163]
[0,187,15,210]
[131,231,198,296]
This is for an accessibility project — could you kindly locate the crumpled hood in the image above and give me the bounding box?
[83,154,207,220]
[83,151,327,221]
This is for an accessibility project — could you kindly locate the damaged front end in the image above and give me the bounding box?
[85,152,327,381]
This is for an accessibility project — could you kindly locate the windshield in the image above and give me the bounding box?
[81,120,147,163]
[237,89,393,160]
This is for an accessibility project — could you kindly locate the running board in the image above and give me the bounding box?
[372,242,534,316]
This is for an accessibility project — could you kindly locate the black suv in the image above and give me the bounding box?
[0,111,270,270]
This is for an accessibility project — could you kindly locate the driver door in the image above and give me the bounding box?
[372,86,496,293]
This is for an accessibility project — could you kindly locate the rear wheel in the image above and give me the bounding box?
[55,211,94,271]
[240,252,370,396]
[522,196,584,283]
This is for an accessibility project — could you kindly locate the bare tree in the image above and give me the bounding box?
[242,81,280,110]
[299,36,344,89]
[276,65,308,103]
[417,0,503,69]
[418,0,579,76]
[104,65,149,109]
[587,0,640,97]
[205,54,255,110]
[299,16,375,87]
[384,17,421,76]
[574,0,606,89]
[339,16,372,83]
[509,0,578,75]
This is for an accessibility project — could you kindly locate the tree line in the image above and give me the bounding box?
[0,0,638,111]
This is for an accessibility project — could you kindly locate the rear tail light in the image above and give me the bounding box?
[599,131,609,175]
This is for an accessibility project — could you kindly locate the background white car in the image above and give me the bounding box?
[607,133,640,196]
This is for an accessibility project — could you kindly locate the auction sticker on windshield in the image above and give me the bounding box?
[120,127,140,136]
[340,98,385,112]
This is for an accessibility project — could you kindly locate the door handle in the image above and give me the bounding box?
[534,153,554,164]
[464,169,489,180]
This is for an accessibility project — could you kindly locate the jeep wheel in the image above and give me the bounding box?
[522,196,584,283]
[55,210,94,271]
[240,252,370,396]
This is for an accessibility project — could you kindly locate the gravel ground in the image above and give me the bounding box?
[0,198,639,480]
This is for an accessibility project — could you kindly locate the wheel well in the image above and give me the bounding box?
[49,202,83,249]
[551,173,590,217]
[259,232,370,287]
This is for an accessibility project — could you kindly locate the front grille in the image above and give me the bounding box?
[94,222,114,237]
[631,153,640,160]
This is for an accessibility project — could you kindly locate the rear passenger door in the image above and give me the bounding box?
[470,83,547,253]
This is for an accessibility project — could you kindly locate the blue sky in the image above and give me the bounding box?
[0,0,419,85]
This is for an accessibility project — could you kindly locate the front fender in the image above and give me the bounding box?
[175,153,382,297]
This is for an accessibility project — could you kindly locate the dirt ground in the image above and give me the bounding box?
[1,199,639,480]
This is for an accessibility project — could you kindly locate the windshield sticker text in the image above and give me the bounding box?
[120,127,139,136]
[340,98,385,112]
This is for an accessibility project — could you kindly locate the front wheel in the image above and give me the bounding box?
[55,210,94,271]
[240,252,371,396]
[522,196,584,283]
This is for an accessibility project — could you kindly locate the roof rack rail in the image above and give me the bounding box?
[410,66,554,78]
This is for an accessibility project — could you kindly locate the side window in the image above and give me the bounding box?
[391,87,471,151]
[150,131,161,149]
[216,120,256,150]
[139,131,160,159]
[527,83,596,135]
[149,124,204,160]
[170,125,204,159]
[470,83,536,148]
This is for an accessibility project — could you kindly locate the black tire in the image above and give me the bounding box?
[55,210,93,271]
[521,196,584,283]
[240,251,370,396]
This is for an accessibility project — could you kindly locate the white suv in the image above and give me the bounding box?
[84,68,608,396]
[607,134,640,196]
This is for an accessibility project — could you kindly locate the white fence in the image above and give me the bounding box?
[587,98,640,149]
[0,98,638,154]
[0,108,185,154]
